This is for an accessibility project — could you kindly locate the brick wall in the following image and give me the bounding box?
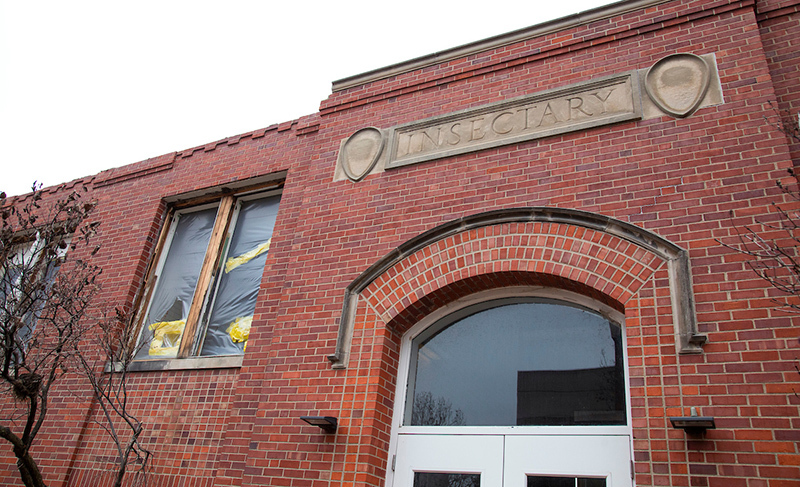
[1,0,799,486]
[758,0,800,165]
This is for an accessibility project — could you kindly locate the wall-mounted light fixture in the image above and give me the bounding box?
[300,416,338,433]
[670,407,715,433]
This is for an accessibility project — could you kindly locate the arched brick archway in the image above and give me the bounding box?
[329,207,704,369]
[364,224,651,334]
[328,208,707,486]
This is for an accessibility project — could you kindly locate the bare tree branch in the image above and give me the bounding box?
[75,309,151,487]
[721,107,800,313]
[0,184,150,487]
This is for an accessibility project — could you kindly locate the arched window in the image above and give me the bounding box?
[390,291,632,487]
[405,298,626,427]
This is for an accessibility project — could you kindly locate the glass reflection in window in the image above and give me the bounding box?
[414,472,480,487]
[527,476,606,487]
[406,299,626,426]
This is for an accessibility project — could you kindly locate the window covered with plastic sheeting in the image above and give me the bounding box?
[134,185,281,362]
[136,207,217,359]
[199,196,279,356]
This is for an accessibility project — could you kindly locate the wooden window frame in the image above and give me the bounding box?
[131,181,282,367]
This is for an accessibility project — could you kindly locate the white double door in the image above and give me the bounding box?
[393,433,632,487]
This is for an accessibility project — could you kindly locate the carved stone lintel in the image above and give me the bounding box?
[334,52,723,181]
[386,72,641,170]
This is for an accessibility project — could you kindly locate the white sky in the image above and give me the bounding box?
[0,1,616,197]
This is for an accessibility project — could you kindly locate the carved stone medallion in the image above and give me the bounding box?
[339,127,384,182]
[645,53,711,118]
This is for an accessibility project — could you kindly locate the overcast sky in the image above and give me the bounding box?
[1,1,616,197]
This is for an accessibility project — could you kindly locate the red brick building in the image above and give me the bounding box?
[2,0,799,485]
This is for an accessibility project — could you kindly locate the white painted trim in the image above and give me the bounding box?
[385,286,633,487]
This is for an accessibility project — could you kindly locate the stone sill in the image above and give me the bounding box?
[120,355,244,372]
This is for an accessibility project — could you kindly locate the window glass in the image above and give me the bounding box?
[136,207,217,359]
[1,243,34,349]
[200,196,280,356]
[0,239,62,348]
[406,300,626,426]
[527,476,606,487]
[1,243,30,310]
[414,472,480,487]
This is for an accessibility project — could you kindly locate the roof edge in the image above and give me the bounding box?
[332,0,672,92]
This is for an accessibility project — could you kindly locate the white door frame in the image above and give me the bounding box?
[385,287,635,487]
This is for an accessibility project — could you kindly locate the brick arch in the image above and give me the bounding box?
[378,271,623,337]
[366,222,662,336]
[328,207,705,369]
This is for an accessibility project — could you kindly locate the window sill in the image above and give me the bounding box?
[124,354,244,372]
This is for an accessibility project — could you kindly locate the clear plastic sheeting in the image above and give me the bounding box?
[136,207,217,359]
[200,196,280,356]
